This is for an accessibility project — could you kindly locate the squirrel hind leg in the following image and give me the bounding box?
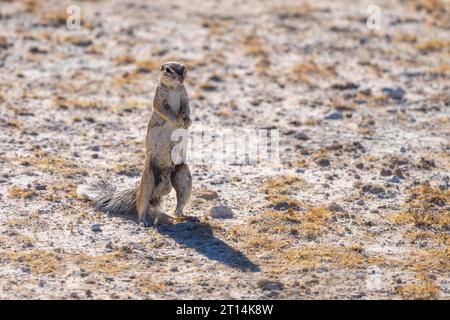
[171,165,199,223]
[171,163,192,217]
[150,197,173,225]
[139,197,164,227]
[138,203,158,227]
[139,215,152,227]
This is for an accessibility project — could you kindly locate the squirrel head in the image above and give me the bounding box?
[159,61,186,87]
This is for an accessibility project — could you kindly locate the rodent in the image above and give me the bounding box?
[77,61,196,226]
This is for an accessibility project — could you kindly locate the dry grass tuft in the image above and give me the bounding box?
[416,39,449,52]
[56,35,92,47]
[260,207,331,238]
[281,245,366,270]
[200,19,230,36]
[53,96,110,110]
[39,9,93,29]
[264,194,304,211]
[393,33,417,44]
[275,3,314,19]
[262,174,306,195]
[1,249,129,276]
[413,0,450,28]
[299,207,331,234]
[114,54,136,65]
[261,174,308,211]
[396,281,440,299]
[409,248,450,273]
[136,275,167,294]
[243,35,271,76]
[20,0,39,13]
[289,60,336,83]
[430,64,450,75]
[241,232,288,252]
[8,186,36,199]
[113,70,144,86]
[39,10,68,26]
[414,0,447,12]
[19,150,84,176]
[1,249,64,274]
[135,59,161,72]
[405,182,449,228]
[74,252,128,274]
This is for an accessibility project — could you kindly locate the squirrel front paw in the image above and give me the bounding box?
[183,117,192,129]
[176,114,191,129]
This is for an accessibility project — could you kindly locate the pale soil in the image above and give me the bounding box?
[0,0,449,299]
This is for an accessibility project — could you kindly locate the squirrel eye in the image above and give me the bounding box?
[165,68,172,73]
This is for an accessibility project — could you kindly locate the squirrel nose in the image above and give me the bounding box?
[176,65,185,76]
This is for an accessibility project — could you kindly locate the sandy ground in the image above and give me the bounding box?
[0,0,449,299]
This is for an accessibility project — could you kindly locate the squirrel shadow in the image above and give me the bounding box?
[156,221,261,272]
[107,212,260,272]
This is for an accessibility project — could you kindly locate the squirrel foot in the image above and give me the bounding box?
[139,216,153,228]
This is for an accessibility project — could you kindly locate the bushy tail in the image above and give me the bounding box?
[77,177,138,215]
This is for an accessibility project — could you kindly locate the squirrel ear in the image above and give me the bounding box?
[160,65,164,71]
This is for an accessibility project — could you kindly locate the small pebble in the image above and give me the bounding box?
[294,132,309,140]
[91,224,102,232]
[382,87,406,100]
[324,111,343,120]
[317,158,330,167]
[257,279,284,291]
[209,205,234,219]
[389,176,401,183]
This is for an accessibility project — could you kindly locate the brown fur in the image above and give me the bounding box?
[77,61,194,226]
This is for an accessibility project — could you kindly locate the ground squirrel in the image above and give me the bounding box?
[77,61,195,226]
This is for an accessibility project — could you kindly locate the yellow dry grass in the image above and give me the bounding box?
[39,9,94,29]
[286,157,310,169]
[243,35,271,77]
[54,95,148,112]
[55,34,92,47]
[136,276,167,294]
[257,207,331,238]
[299,207,331,234]
[53,95,109,110]
[39,10,67,26]
[262,174,306,195]
[408,248,450,273]
[396,282,440,299]
[403,183,450,228]
[281,244,366,270]
[114,54,136,65]
[274,3,313,18]
[1,249,130,276]
[414,0,448,11]
[8,186,36,199]
[430,64,450,75]
[113,70,144,86]
[393,33,417,44]
[1,249,63,274]
[75,252,128,274]
[233,205,333,259]
[200,19,230,36]
[135,59,161,71]
[264,194,304,210]
[289,60,336,83]
[19,150,85,176]
[416,39,449,52]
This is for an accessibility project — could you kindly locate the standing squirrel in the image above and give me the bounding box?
[77,61,195,226]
